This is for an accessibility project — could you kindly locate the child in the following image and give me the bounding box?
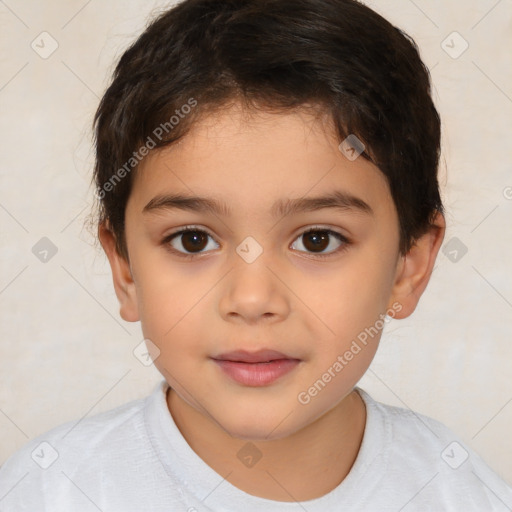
[1,0,511,510]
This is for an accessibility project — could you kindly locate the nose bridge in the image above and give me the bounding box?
[218,235,289,323]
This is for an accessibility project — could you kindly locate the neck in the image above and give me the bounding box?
[167,388,366,502]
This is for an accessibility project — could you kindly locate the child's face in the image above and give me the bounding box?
[107,103,423,440]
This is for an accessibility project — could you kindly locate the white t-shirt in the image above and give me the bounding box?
[1,380,511,511]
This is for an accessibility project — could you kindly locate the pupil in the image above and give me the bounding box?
[183,231,207,252]
[304,231,328,252]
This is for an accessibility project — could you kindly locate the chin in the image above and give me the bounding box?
[215,408,304,442]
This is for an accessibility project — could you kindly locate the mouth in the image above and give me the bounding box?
[213,349,298,364]
[211,349,301,387]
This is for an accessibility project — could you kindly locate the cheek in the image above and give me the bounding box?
[301,249,396,358]
[134,256,215,358]
[314,259,390,325]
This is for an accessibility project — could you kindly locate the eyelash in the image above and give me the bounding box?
[161,225,351,261]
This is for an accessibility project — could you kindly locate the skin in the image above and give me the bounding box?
[99,102,445,502]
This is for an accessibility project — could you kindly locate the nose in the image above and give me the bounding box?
[218,253,290,325]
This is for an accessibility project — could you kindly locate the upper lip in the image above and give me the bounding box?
[212,349,299,363]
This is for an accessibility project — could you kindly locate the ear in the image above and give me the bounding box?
[98,222,139,322]
[387,211,446,319]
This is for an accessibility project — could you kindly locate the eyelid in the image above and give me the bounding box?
[165,223,348,240]
[293,223,348,238]
[167,224,216,238]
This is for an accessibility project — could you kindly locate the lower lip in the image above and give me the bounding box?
[212,358,300,386]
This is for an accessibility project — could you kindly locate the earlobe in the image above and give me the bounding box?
[98,223,140,323]
[387,211,446,319]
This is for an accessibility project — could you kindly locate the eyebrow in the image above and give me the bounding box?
[142,190,374,218]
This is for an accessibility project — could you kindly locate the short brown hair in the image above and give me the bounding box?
[91,0,444,260]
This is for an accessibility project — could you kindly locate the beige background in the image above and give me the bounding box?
[1,0,511,487]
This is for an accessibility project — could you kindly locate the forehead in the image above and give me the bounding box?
[129,104,395,221]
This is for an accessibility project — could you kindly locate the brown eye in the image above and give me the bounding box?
[291,228,348,256]
[165,228,219,255]
[181,231,208,252]
[302,231,330,252]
